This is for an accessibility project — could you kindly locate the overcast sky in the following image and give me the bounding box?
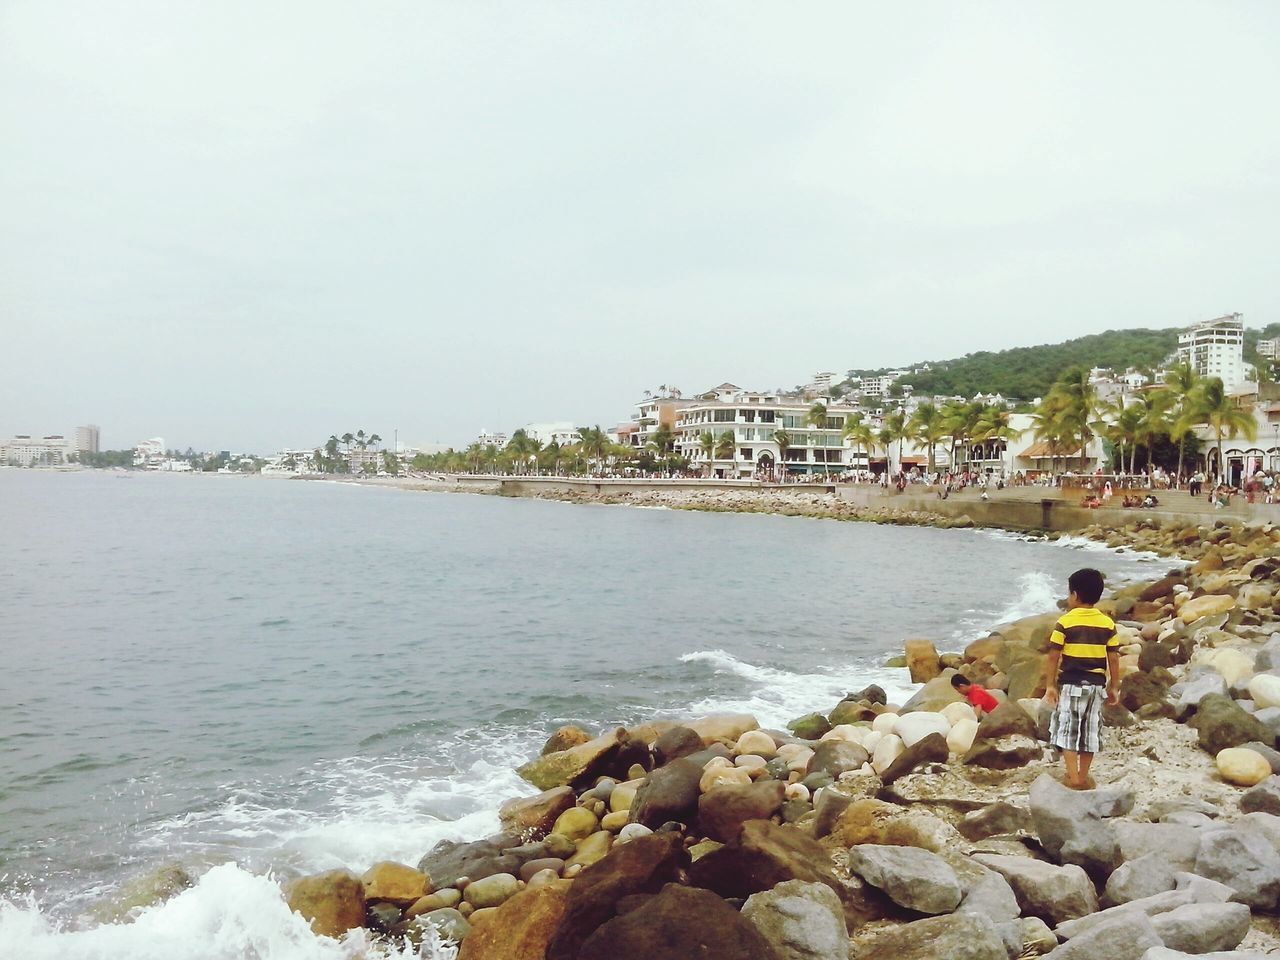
[2,2,1278,452]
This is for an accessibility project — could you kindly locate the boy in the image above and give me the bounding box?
[951,673,999,718]
[1043,567,1121,789]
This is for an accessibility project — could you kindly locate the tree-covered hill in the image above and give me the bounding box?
[849,323,1280,401]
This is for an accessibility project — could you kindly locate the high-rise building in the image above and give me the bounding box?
[1177,313,1246,391]
[1258,337,1280,360]
[75,424,100,454]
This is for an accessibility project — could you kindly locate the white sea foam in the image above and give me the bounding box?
[0,863,457,960]
[678,648,916,724]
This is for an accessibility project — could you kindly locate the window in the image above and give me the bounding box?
[785,448,807,461]
[759,410,776,423]
[824,416,844,430]
[713,409,735,423]
[740,448,753,460]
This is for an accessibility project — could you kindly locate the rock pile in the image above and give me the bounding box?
[270,516,1280,958]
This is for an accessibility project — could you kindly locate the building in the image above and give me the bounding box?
[75,425,100,455]
[671,383,869,478]
[477,430,508,449]
[0,435,73,466]
[630,396,693,449]
[1258,338,1280,360]
[134,438,166,466]
[521,421,580,447]
[860,373,904,398]
[1178,313,1246,391]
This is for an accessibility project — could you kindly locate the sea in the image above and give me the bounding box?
[0,470,1167,958]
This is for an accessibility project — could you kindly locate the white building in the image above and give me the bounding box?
[672,384,869,478]
[1178,313,1246,391]
[476,430,508,449]
[1258,338,1280,360]
[134,438,166,466]
[860,374,899,398]
[75,425,100,455]
[0,435,73,466]
[522,421,581,447]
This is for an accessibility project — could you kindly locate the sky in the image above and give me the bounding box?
[2,2,1278,452]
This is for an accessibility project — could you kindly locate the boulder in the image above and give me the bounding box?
[1055,888,1196,940]
[784,713,831,741]
[688,820,844,907]
[1250,673,1280,710]
[952,859,1019,921]
[1196,828,1280,908]
[406,908,470,946]
[740,879,848,960]
[697,781,786,843]
[848,912,1007,960]
[870,735,904,774]
[828,700,877,726]
[628,758,702,829]
[827,798,957,852]
[499,787,577,840]
[464,872,519,909]
[946,718,979,754]
[806,740,869,778]
[1120,673,1170,712]
[542,725,593,755]
[552,807,600,841]
[1104,852,1181,905]
[959,801,1032,840]
[1190,694,1273,754]
[1241,775,1280,814]
[905,639,942,683]
[972,854,1098,925]
[734,730,778,758]
[1217,747,1273,786]
[1041,912,1161,960]
[456,880,571,960]
[1173,674,1228,715]
[651,726,703,766]
[282,869,366,939]
[1029,774,1129,875]
[567,832,614,870]
[687,713,759,744]
[900,674,964,712]
[577,883,779,960]
[1149,901,1251,955]
[518,728,626,790]
[880,732,950,785]
[893,712,951,748]
[545,833,683,960]
[812,788,853,839]
[846,844,962,914]
[848,683,888,705]
[965,634,1005,662]
[361,861,430,904]
[963,734,1042,769]
[1180,594,1236,623]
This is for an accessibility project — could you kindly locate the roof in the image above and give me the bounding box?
[1019,441,1079,459]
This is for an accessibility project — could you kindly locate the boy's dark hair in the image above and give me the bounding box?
[950,674,971,690]
[1068,568,1105,605]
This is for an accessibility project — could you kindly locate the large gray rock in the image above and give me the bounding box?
[416,836,519,888]
[1030,774,1129,875]
[1116,822,1201,868]
[1173,872,1236,902]
[1195,828,1280,908]
[806,740,869,778]
[1042,912,1162,960]
[697,781,785,843]
[880,732,949,785]
[1189,694,1273,754]
[1104,852,1180,905]
[740,879,848,960]
[1172,674,1228,715]
[1150,901,1251,954]
[1055,889,1194,940]
[846,844,962,915]
[972,854,1097,926]
[952,859,1020,921]
[849,912,1007,960]
[959,801,1032,840]
[1240,775,1280,814]
[812,788,852,839]
[628,758,702,829]
[1141,950,1272,959]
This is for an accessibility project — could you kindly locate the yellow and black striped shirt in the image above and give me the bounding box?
[1050,607,1118,686]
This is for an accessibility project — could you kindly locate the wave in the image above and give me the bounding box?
[0,863,456,960]
[678,649,917,726]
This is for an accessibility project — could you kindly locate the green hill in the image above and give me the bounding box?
[849,323,1280,402]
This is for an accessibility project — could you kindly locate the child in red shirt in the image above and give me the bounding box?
[951,674,999,717]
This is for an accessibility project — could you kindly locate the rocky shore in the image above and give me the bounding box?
[248,516,1280,959]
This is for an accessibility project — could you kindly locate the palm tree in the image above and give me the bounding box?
[1045,368,1099,470]
[1130,390,1174,472]
[972,404,1019,470]
[882,408,909,474]
[651,423,675,455]
[715,430,736,468]
[464,442,484,473]
[772,429,791,478]
[369,433,382,451]
[909,402,947,474]
[1177,377,1257,483]
[355,429,368,450]
[1164,361,1202,482]
[698,430,716,476]
[1031,393,1071,475]
[576,426,610,475]
[806,402,828,430]
[842,415,874,475]
[341,432,355,453]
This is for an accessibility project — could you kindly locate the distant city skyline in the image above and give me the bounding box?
[3,2,1277,452]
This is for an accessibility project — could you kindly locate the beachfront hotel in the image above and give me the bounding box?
[670,383,870,478]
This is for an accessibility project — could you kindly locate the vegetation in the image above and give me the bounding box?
[77,450,136,468]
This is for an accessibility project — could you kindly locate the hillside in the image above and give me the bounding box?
[848,323,1280,401]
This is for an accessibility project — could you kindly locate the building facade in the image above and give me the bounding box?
[1178,313,1246,391]
[75,425,100,455]
[0,435,73,466]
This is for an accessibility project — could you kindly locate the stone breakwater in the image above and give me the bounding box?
[516,484,975,530]
[231,519,1280,958]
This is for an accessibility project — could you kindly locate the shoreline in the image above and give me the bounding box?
[73,511,1280,958]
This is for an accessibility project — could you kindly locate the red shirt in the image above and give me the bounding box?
[966,686,999,713]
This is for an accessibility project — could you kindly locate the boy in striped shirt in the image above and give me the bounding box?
[1043,568,1121,790]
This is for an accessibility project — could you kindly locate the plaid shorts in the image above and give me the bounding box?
[1049,683,1105,754]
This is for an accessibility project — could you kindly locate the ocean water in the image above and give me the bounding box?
[0,471,1164,957]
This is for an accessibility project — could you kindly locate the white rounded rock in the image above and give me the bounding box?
[1210,649,1255,687]
[784,783,810,802]
[1250,674,1280,710]
[700,765,752,792]
[734,730,778,758]
[820,724,863,743]
[734,754,767,770]
[871,734,905,775]
[782,747,814,774]
[946,718,979,754]
[861,730,884,754]
[616,823,653,844]
[893,712,952,748]
[941,702,977,726]
[1217,747,1272,786]
[872,713,899,734]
